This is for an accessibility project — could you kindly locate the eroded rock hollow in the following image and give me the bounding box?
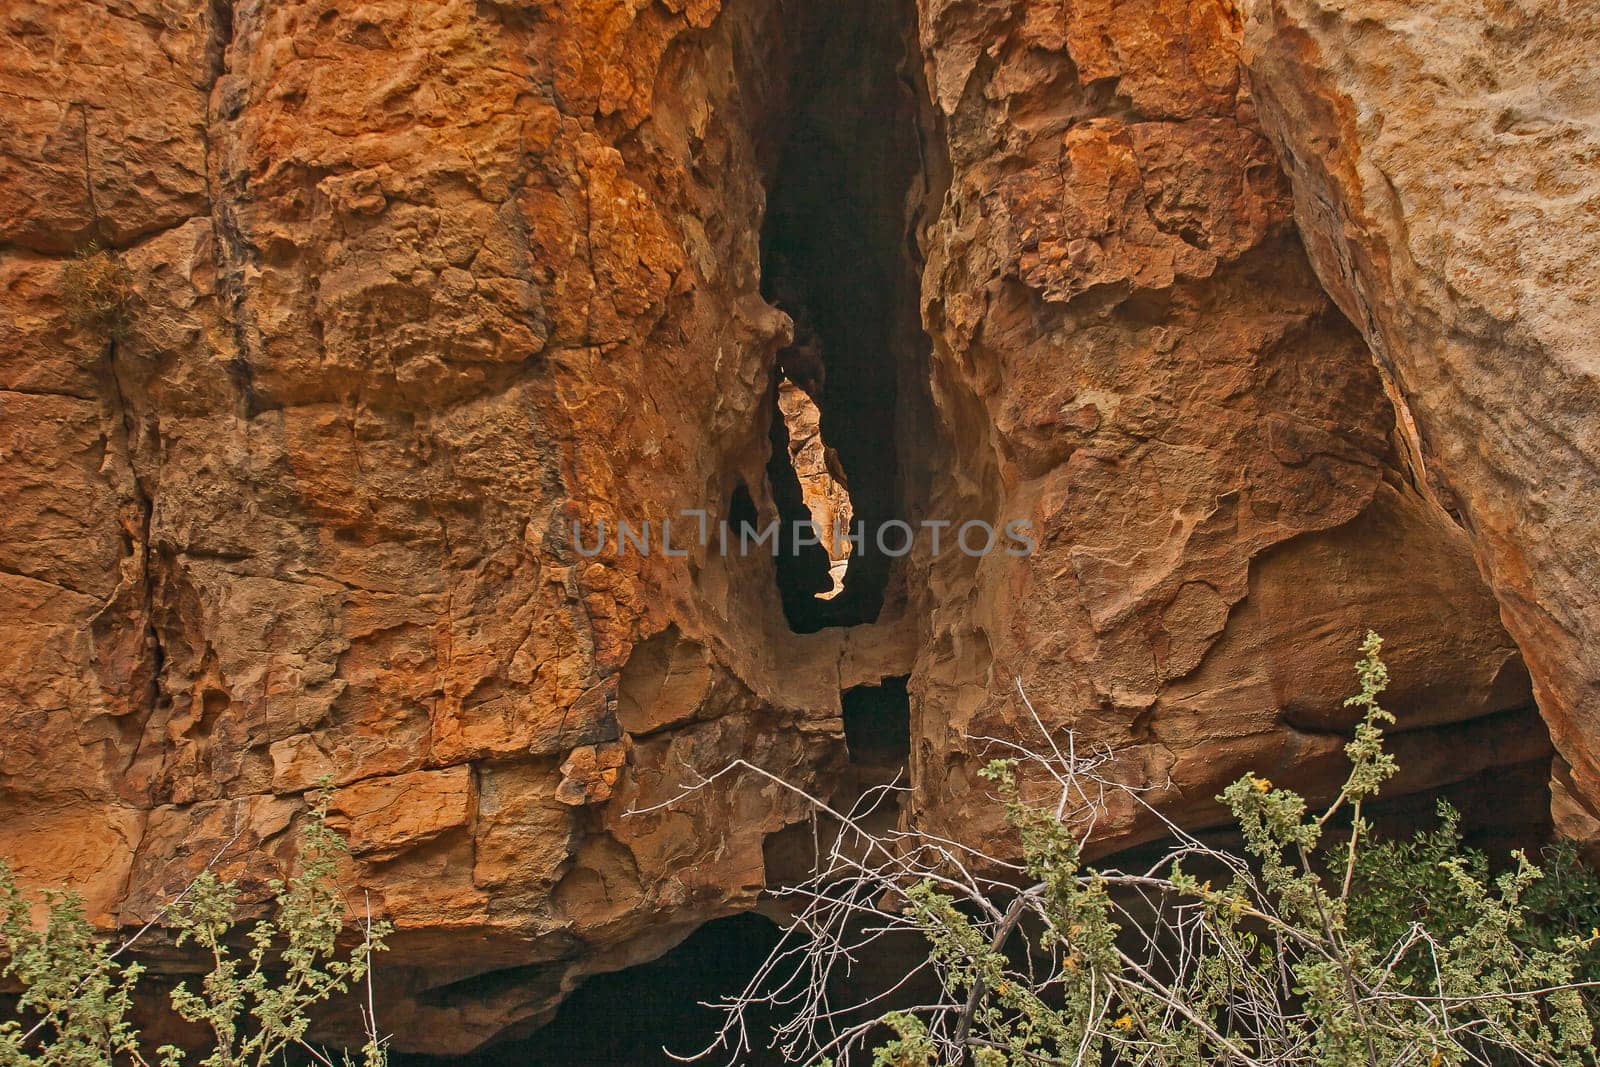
[0,0,1586,1053]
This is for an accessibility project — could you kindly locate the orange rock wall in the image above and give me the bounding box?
[0,0,1565,1051]
[902,0,1543,858]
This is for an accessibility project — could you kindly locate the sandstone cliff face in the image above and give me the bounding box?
[0,0,1563,1052]
[1239,0,1600,850]
[902,0,1545,858]
[3,0,860,1047]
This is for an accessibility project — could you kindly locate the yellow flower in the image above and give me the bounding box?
[1254,777,1272,793]
[1429,1053,1442,1067]
[1112,1014,1133,1032]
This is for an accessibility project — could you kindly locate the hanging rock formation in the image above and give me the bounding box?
[0,0,1579,1052]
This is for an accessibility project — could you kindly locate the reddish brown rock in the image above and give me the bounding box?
[1240,0,1600,841]
[0,0,847,1049]
[554,741,627,807]
[902,0,1543,860]
[0,0,1562,1052]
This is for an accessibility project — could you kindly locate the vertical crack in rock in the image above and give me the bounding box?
[754,0,935,636]
[104,335,163,721]
[202,0,260,419]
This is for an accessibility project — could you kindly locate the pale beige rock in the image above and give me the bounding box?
[780,382,854,595]
[1241,0,1600,832]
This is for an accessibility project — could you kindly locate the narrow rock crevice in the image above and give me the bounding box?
[206,0,236,85]
[753,0,932,636]
[97,334,165,733]
[200,0,263,420]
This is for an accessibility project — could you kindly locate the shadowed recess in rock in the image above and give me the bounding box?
[842,676,911,772]
[388,915,785,1067]
[756,0,927,635]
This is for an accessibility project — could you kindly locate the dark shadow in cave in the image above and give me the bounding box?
[389,915,785,1067]
[757,0,926,635]
[842,676,911,772]
[727,474,838,629]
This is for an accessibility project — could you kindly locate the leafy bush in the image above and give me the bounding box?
[1348,805,1600,1000]
[0,793,389,1067]
[684,633,1600,1066]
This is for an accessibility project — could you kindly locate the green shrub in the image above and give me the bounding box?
[694,634,1600,1066]
[894,634,1598,1066]
[1348,805,1600,993]
[0,793,389,1067]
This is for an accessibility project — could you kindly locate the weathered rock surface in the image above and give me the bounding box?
[0,0,1567,1052]
[2,0,860,1049]
[1239,0,1600,844]
[903,0,1544,859]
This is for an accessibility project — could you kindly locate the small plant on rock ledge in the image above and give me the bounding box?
[0,790,390,1067]
[666,632,1600,1066]
[60,245,132,338]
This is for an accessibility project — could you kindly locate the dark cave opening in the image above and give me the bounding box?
[402,4,939,1062]
[756,0,928,635]
[390,915,785,1067]
[842,676,911,772]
